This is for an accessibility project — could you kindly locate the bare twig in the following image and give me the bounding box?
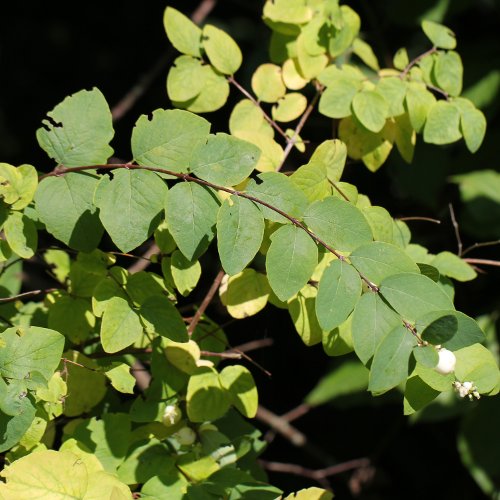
[187,269,225,336]
[281,403,312,423]
[227,75,289,140]
[400,46,437,78]
[277,86,324,171]
[462,239,500,257]
[256,405,307,447]
[111,0,217,122]
[201,350,242,359]
[230,338,274,353]
[463,258,500,268]
[259,457,371,483]
[127,242,160,274]
[449,203,463,256]
[398,216,441,224]
[0,288,58,304]
[328,180,350,202]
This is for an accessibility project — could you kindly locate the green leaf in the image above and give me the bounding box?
[165,340,201,375]
[167,55,208,102]
[361,206,394,243]
[234,130,284,172]
[0,164,37,210]
[62,351,107,417]
[105,363,136,394]
[266,224,318,301]
[229,99,274,138]
[139,294,188,342]
[322,315,354,357]
[154,221,177,254]
[165,182,220,261]
[48,294,95,344]
[316,259,361,331]
[272,93,308,122]
[423,100,462,145]
[352,90,389,133]
[393,47,409,70]
[379,272,454,322]
[403,374,440,415]
[219,269,271,319]
[421,20,456,49]
[319,77,360,118]
[187,367,231,422]
[453,98,487,153]
[190,133,260,186]
[376,77,407,117]
[0,327,64,381]
[393,113,416,163]
[202,24,242,75]
[353,38,379,70]
[413,345,439,368]
[263,0,313,24]
[296,33,328,79]
[100,296,143,353]
[217,196,265,276]
[454,344,500,393]
[369,324,417,394]
[350,241,419,284]
[282,58,309,90]
[306,360,369,406]
[328,5,360,57]
[421,313,458,344]
[404,83,436,133]
[290,162,331,203]
[308,139,347,183]
[245,172,309,224]
[434,51,463,96]
[414,310,485,351]
[94,169,167,253]
[430,251,477,282]
[287,285,323,346]
[35,173,104,252]
[171,249,201,296]
[220,365,258,418]
[3,211,37,259]
[36,88,114,166]
[163,6,202,57]
[303,196,373,252]
[172,65,230,113]
[131,108,210,172]
[251,64,287,103]
[352,293,405,368]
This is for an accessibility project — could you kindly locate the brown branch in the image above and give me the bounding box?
[40,163,379,292]
[462,239,500,257]
[111,0,217,122]
[256,405,307,447]
[0,288,58,304]
[463,258,500,267]
[328,180,350,202]
[201,350,242,359]
[230,338,274,353]
[398,216,441,224]
[187,269,225,336]
[277,85,324,171]
[127,242,160,274]
[227,75,289,140]
[259,457,371,482]
[449,203,463,256]
[281,403,312,423]
[400,46,437,78]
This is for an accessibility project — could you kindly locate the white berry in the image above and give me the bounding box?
[435,348,456,375]
[172,426,197,446]
[162,404,182,427]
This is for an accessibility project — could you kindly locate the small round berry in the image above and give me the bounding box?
[162,404,182,427]
[172,426,197,446]
[435,348,456,375]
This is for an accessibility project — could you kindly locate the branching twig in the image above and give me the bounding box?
[462,239,500,257]
[256,405,307,447]
[187,269,225,337]
[463,258,500,268]
[400,46,437,78]
[127,242,160,274]
[449,203,463,256]
[227,75,289,140]
[0,288,58,304]
[277,86,324,171]
[230,338,274,353]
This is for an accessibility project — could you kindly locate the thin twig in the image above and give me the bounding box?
[449,203,463,256]
[127,242,160,274]
[187,269,225,336]
[111,0,217,122]
[277,86,324,171]
[230,338,274,353]
[256,405,307,447]
[259,457,371,482]
[463,258,500,267]
[227,75,289,140]
[280,403,312,423]
[328,180,350,202]
[462,239,500,257]
[0,288,58,304]
[400,46,437,78]
[398,216,441,224]
[201,350,242,359]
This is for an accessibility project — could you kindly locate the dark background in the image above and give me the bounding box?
[1,1,499,498]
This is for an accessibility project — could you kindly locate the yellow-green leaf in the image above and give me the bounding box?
[202,24,242,75]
